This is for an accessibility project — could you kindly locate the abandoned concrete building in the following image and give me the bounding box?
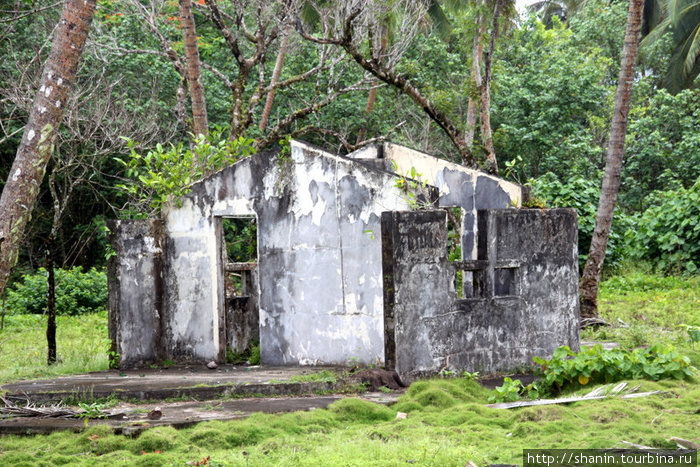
[109,140,580,380]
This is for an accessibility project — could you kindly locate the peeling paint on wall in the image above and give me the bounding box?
[109,140,529,368]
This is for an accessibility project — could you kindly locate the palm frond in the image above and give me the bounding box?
[682,23,700,74]
[426,0,452,40]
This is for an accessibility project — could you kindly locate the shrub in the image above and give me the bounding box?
[530,173,633,269]
[534,344,695,394]
[625,180,700,274]
[490,344,695,402]
[6,267,107,316]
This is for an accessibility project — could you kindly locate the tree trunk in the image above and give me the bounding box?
[46,239,56,365]
[260,26,291,133]
[180,0,208,137]
[357,34,388,145]
[580,0,644,319]
[479,0,502,175]
[0,0,97,299]
[1,290,5,330]
[355,82,378,144]
[464,25,483,149]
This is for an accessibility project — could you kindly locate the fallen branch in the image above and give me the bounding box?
[669,437,700,450]
[0,396,125,420]
[487,383,665,409]
[580,317,610,328]
[0,396,77,419]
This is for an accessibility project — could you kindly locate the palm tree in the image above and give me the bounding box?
[527,0,585,26]
[641,0,700,93]
[579,0,645,319]
[180,0,209,136]
[0,0,98,355]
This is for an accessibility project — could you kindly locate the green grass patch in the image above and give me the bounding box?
[597,273,699,330]
[0,272,697,465]
[288,369,338,384]
[584,273,699,357]
[0,379,697,466]
[0,311,109,384]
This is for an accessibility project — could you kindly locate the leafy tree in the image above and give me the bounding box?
[6,267,107,316]
[622,89,700,211]
[531,173,633,270]
[492,18,609,180]
[115,131,255,216]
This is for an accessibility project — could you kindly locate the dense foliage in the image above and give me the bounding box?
[626,181,700,274]
[116,131,256,216]
[6,267,108,316]
[534,344,694,391]
[530,173,633,269]
[0,0,697,278]
[622,89,700,211]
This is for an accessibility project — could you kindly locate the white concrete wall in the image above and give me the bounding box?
[161,141,421,365]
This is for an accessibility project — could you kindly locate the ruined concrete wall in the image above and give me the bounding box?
[381,210,452,376]
[490,208,581,356]
[160,140,434,365]
[383,208,579,381]
[161,153,261,363]
[255,143,434,365]
[107,219,165,368]
[349,143,523,260]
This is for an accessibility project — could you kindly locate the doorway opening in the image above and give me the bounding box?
[219,216,260,364]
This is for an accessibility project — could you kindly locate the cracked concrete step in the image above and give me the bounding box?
[0,366,349,404]
[0,393,402,435]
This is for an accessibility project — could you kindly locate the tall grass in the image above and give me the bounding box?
[0,311,109,384]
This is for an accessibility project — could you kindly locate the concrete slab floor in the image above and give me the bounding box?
[0,392,402,436]
[0,366,404,435]
[0,365,350,403]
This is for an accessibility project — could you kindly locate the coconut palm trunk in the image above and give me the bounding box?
[0,0,97,299]
[579,0,644,319]
[180,0,209,137]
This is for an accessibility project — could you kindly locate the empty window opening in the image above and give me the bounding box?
[222,217,257,297]
[447,207,465,297]
[494,268,518,296]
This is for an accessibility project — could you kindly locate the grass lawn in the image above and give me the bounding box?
[0,311,110,384]
[0,273,697,466]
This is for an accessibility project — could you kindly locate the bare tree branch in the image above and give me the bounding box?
[296,5,476,167]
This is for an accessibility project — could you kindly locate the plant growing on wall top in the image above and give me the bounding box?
[115,129,255,217]
[392,161,432,210]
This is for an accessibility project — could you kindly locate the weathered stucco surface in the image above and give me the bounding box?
[382,208,580,381]
[111,141,439,366]
[349,143,523,260]
[107,220,165,367]
[109,140,567,370]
